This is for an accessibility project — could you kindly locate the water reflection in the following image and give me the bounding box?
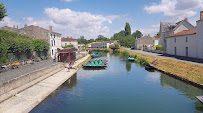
[125,61,132,72]
[160,73,203,112]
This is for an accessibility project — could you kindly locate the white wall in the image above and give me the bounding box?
[196,20,203,59]
[61,40,78,49]
[166,34,198,58]
[50,33,62,58]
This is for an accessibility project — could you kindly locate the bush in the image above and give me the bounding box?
[114,43,119,48]
[0,56,9,64]
[155,45,165,51]
[62,45,74,48]
[121,51,129,56]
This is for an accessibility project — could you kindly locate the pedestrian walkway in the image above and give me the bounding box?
[124,48,203,66]
[0,55,90,113]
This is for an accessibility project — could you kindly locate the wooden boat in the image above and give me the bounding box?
[128,57,135,61]
[145,64,155,70]
[83,59,107,68]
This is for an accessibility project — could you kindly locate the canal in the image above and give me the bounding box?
[31,53,203,113]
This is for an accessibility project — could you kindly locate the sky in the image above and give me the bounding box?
[0,0,203,39]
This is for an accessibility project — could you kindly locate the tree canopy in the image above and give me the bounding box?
[132,30,143,38]
[125,22,131,36]
[0,3,7,21]
[95,35,109,41]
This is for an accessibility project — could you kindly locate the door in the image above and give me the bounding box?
[186,47,188,57]
[174,47,177,56]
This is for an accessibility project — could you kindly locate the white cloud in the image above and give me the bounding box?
[22,8,120,39]
[144,0,203,19]
[0,17,20,27]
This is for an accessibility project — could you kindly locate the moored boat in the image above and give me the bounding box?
[128,57,135,61]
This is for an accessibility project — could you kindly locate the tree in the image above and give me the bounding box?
[119,35,135,47]
[147,34,151,37]
[156,32,160,36]
[95,35,109,41]
[125,22,131,36]
[132,30,143,38]
[0,3,7,21]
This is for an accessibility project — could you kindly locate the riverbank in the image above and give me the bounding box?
[116,48,203,88]
[0,55,91,113]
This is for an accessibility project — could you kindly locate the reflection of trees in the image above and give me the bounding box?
[160,73,203,112]
[126,61,132,72]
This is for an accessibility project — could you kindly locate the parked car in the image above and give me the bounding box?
[131,46,135,50]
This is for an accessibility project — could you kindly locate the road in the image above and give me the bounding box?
[123,48,203,66]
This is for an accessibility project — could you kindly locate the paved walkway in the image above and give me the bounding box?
[0,55,90,113]
[123,48,203,66]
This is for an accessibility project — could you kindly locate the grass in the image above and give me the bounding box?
[86,48,111,52]
[117,48,203,84]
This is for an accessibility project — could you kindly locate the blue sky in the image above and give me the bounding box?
[1,0,203,39]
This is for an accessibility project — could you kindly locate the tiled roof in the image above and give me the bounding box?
[29,25,61,35]
[168,29,196,37]
[61,37,77,41]
[154,36,160,38]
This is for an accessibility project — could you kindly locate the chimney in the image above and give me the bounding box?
[201,11,203,20]
[49,26,52,31]
[24,23,27,27]
[184,18,188,22]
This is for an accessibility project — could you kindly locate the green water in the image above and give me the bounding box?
[31,53,203,113]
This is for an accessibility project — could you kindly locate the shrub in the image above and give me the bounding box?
[62,45,74,48]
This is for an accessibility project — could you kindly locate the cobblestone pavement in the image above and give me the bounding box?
[123,48,203,66]
[0,60,57,85]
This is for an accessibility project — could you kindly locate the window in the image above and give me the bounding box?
[51,40,53,46]
[186,37,188,42]
[52,49,53,55]
[69,43,71,45]
[54,35,55,38]
[54,40,55,46]
[174,38,176,43]
[174,47,177,56]
[186,47,188,57]
[51,34,52,38]
[65,43,67,46]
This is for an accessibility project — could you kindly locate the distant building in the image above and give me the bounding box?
[135,36,153,50]
[159,18,195,49]
[166,11,203,59]
[91,41,114,48]
[0,24,62,58]
[61,37,78,49]
[153,35,160,47]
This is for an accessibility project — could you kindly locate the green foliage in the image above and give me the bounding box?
[62,44,74,48]
[31,39,49,52]
[121,51,129,56]
[119,35,135,47]
[156,32,160,36]
[93,49,110,52]
[155,45,162,48]
[111,30,126,40]
[0,56,8,64]
[125,22,131,36]
[134,57,149,65]
[95,35,110,42]
[132,30,143,38]
[155,45,165,51]
[0,3,7,21]
[78,36,95,44]
[114,43,119,47]
[0,30,50,63]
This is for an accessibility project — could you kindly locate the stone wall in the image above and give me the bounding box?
[0,62,63,96]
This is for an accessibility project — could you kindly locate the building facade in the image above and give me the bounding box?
[159,18,195,49]
[135,36,153,50]
[153,36,160,47]
[0,24,62,58]
[166,12,203,59]
[91,41,114,48]
[61,37,78,49]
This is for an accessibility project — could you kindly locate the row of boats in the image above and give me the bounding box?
[83,59,108,68]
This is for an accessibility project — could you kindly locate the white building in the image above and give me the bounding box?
[61,37,78,49]
[153,36,160,47]
[159,18,195,49]
[166,12,203,59]
[91,41,114,48]
[50,32,62,58]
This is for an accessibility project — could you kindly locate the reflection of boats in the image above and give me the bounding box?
[91,52,100,58]
[83,59,107,68]
[128,57,135,61]
[145,64,155,70]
